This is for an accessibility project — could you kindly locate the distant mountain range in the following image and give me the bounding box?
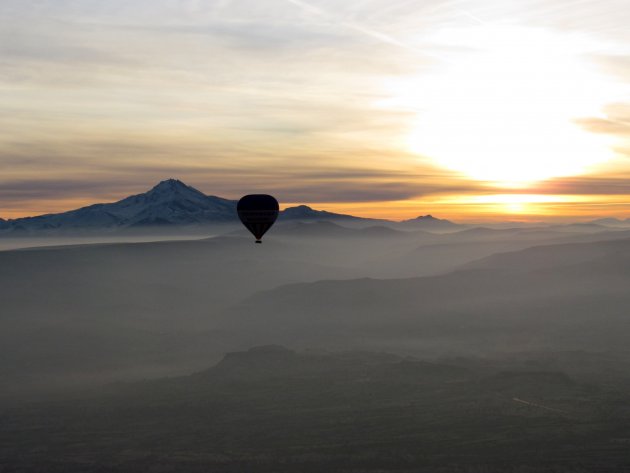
[398,214,460,231]
[221,235,630,354]
[2,178,630,237]
[279,204,365,221]
[590,217,630,226]
[0,178,458,235]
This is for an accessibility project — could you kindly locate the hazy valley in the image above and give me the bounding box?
[3,181,630,472]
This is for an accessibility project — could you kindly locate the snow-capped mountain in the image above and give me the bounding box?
[3,179,238,234]
[0,179,379,235]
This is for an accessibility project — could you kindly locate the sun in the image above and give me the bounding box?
[400,26,618,187]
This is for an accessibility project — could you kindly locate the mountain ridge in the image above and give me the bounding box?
[3,179,238,234]
[399,214,461,232]
[219,235,630,353]
[0,178,458,235]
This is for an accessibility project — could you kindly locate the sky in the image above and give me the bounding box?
[1,0,630,221]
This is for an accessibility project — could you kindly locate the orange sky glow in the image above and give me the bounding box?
[1,0,630,222]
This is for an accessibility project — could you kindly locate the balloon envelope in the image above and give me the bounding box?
[237,194,279,243]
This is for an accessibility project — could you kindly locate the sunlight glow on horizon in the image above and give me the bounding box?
[2,1,630,220]
[285,193,630,222]
[391,25,624,187]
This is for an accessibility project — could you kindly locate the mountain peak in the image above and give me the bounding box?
[0,179,379,234]
[399,214,460,231]
[281,205,359,221]
[149,178,199,194]
[136,179,212,206]
[114,179,236,225]
[408,214,451,223]
[155,178,183,186]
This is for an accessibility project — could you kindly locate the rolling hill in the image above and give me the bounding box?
[220,236,630,354]
[3,345,629,472]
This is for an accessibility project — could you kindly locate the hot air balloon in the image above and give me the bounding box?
[237,194,279,243]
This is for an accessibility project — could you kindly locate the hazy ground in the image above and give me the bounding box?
[3,220,630,471]
[0,235,211,252]
[3,346,630,473]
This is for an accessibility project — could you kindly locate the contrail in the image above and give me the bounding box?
[285,0,412,49]
[454,7,486,25]
[284,0,452,63]
[445,0,487,25]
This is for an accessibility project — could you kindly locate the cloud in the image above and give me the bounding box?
[0,140,483,215]
[115,20,355,52]
[575,103,630,136]
[575,117,630,135]
[1,0,630,219]
[591,54,630,82]
[266,180,482,203]
[537,175,630,195]
[0,179,132,201]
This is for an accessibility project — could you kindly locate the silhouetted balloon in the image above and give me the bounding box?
[237,194,279,243]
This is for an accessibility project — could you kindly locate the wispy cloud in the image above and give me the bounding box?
[1,0,630,219]
[538,175,630,196]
